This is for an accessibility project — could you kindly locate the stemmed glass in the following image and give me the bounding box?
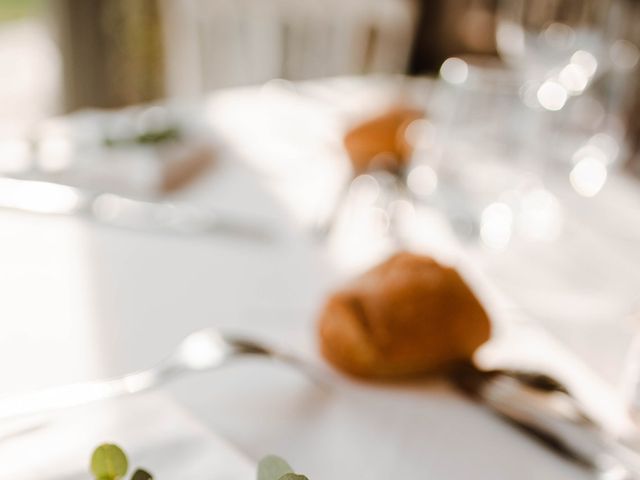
[495,0,633,170]
[422,0,638,249]
[495,0,613,210]
[496,0,612,85]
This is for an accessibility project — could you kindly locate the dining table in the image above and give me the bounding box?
[1,75,640,479]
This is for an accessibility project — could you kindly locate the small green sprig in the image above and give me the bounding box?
[257,455,309,480]
[90,444,309,480]
[90,444,152,480]
[103,126,182,147]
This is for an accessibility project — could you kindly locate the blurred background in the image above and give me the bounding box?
[1,0,640,171]
[1,0,640,376]
[3,2,640,477]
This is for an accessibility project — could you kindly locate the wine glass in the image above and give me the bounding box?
[496,0,612,86]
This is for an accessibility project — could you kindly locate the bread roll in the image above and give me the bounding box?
[343,107,423,175]
[318,252,491,378]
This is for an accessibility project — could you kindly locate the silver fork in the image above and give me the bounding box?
[0,328,317,422]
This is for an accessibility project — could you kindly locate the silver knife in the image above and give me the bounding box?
[0,176,272,240]
[451,363,640,478]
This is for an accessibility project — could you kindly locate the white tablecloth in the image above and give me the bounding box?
[2,393,255,480]
[1,76,639,479]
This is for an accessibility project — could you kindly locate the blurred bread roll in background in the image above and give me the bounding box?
[318,252,491,378]
[343,106,424,175]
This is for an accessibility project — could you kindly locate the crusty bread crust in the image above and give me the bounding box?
[344,107,423,175]
[319,252,491,378]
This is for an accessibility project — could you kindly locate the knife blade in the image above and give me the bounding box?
[0,176,272,240]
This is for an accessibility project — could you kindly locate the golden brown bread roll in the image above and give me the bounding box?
[343,107,424,175]
[318,252,491,378]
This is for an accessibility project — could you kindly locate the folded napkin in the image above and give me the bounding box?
[1,392,254,480]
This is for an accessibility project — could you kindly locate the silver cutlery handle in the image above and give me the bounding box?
[482,376,640,478]
[0,368,165,421]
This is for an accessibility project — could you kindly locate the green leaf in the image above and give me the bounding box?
[257,455,294,480]
[279,475,309,480]
[130,468,153,480]
[90,444,129,480]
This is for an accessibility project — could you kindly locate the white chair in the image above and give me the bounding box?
[160,0,418,97]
